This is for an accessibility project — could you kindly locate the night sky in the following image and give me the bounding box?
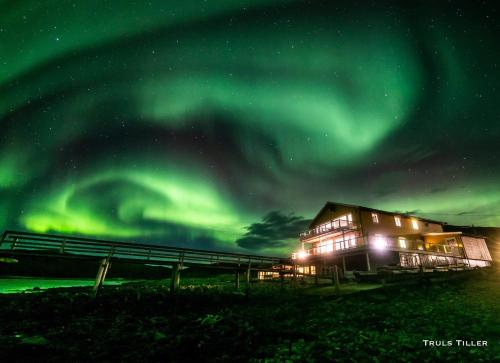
[1,1,499,256]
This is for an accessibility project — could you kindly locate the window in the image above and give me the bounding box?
[394,216,401,227]
[398,237,407,248]
[371,212,379,223]
[411,219,419,230]
[318,240,333,254]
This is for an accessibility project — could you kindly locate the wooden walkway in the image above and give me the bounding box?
[0,230,291,295]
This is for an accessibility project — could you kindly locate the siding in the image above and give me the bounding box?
[462,236,493,261]
[310,205,358,228]
[360,210,443,236]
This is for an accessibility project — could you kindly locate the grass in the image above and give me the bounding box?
[0,277,135,294]
[0,270,498,362]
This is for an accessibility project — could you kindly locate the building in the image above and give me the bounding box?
[291,202,493,276]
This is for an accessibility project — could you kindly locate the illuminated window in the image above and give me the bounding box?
[394,216,401,227]
[319,240,333,254]
[412,219,419,230]
[371,213,379,223]
[399,237,407,248]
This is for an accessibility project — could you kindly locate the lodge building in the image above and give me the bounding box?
[291,202,492,276]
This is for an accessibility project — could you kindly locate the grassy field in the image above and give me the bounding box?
[0,277,137,294]
[0,270,498,362]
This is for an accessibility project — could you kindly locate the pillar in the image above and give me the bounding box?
[93,258,111,297]
[366,252,371,272]
[334,265,340,295]
[235,271,240,290]
[245,265,251,296]
[170,263,181,294]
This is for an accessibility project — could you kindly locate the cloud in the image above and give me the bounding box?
[236,211,311,251]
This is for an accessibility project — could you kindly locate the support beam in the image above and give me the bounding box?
[93,258,111,297]
[235,271,240,290]
[342,256,346,274]
[333,265,340,295]
[245,264,251,296]
[170,263,181,294]
[366,252,371,272]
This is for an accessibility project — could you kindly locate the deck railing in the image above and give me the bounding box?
[293,235,465,259]
[299,219,358,241]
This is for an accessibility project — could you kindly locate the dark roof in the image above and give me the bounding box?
[309,201,444,228]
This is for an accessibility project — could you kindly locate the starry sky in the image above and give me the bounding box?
[0,0,499,256]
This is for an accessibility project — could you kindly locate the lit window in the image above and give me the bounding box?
[371,213,379,223]
[399,238,407,248]
[394,216,401,227]
[319,240,333,254]
[412,219,419,230]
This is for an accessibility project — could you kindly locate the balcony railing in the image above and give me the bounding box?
[292,235,465,259]
[299,219,358,241]
[293,236,367,259]
[369,236,464,257]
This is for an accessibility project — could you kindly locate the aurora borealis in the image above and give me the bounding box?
[0,1,499,255]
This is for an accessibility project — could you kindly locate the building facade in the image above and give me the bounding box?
[292,202,493,276]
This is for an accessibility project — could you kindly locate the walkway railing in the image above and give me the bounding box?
[0,230,289,269]
[0,230,292,295]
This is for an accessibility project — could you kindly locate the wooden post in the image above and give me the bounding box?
[245,264,251,296]
[59,238,67,254]
[342,256,346,275]
[170,263,181,294]
[235,270,240,290]
[280,271,285,290]
[11,237,18,250]
[93,258,111,297]
[292,263,297,286]
[366,252,371,271]
[334,265,340,295]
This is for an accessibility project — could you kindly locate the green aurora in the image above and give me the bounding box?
[0,1,499,255]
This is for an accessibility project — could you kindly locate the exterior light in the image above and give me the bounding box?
[373,235,387,250]
[297,250,308,259]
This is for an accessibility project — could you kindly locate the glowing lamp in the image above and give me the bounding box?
[373,235,387,250]
[297,250,308,259]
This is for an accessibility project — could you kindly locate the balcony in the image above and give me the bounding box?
[299,219,358,241]
[293,236,367,259]
[292,235,465,260]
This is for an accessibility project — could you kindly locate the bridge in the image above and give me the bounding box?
[0,230,293,295]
